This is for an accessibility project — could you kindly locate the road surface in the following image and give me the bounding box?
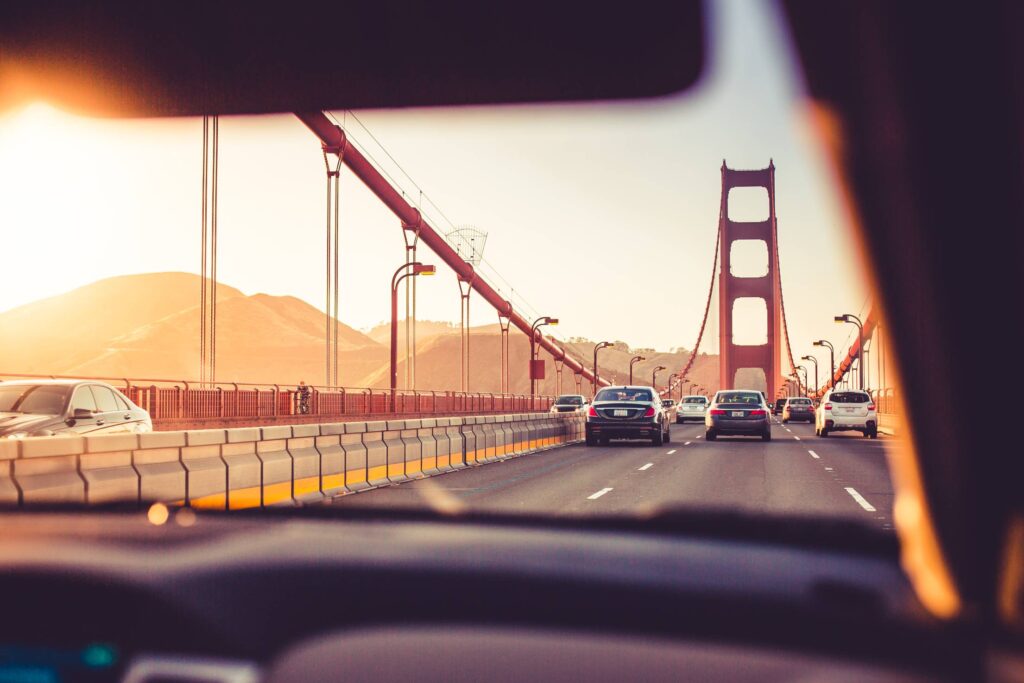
[331,418,895,531]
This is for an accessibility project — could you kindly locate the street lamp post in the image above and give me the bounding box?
[795,365,808,396]
[391,262,435,410]
[835,314,865,389]
[813,339,835,390]
[801,354,819,396]
[593,341,612,396]
[652,365,666,389]
[628,355,645,385]
[529,316,559,404]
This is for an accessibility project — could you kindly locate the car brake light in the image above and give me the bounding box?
[749,409,766,416]
[588,406,598,417]
[710,409,726,415]
[824,403,832,410]
[643,406,655,417]
[868,403,875,411]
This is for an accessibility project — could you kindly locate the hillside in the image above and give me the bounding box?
[0,272,384,385]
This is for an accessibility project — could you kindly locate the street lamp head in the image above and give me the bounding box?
[546,317,559,326]
[834,314,849,323]
[413,263,436,276]
[813,340,824,347]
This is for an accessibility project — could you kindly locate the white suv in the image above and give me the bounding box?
[675,395,709,423]
[815,390,877,439]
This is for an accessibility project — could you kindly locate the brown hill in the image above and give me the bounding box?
[0,272,384,386]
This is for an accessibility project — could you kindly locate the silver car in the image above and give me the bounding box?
[0,379,153,438]
[675,395,709,423]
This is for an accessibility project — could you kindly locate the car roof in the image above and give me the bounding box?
[0,378,97,387]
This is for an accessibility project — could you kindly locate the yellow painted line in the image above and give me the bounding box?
[437,454,450,468]
[406,458,423,474]
[323,473,345,490]
[367,464,388,482]
[229,486,262,510]
[421,456,437,471]
[294,476,320,498]
[387,462,405,477]
[191,492,226,509]
[263,481,292,505]
[345,469,366,485]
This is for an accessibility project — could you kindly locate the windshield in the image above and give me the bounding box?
[0,384,70,415]
[789,398,812,405]
[0,0,897,539]
[595,389,653,402]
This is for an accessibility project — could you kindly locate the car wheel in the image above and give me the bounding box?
[664,425,671,443]
[819,428,829,438]
[705,429,716,442]
[676,416,683,424]
[599,436,610,446]
[651,429,664,447]
[762,428,771,442]
[868,429,878,439]
[782,418,788,424]
[585,433,597,447]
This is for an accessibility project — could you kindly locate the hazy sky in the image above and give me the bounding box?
[0,0,870,384]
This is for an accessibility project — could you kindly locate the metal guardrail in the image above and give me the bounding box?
[0,373,554,425]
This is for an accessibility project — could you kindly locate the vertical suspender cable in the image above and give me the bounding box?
[333,164,340,387]
[200,117,208,384]
[210,116,218,384]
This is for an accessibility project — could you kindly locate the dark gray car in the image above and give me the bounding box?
[585,385,670,447]
[705,390,771,442]
[0,380,153,438]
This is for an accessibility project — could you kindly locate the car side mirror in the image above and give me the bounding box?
[767,403,774,409]
[70,408,95,421]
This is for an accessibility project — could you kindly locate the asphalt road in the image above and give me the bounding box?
[331,417,896,532]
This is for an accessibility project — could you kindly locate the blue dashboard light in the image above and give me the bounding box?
[80,645,116,669]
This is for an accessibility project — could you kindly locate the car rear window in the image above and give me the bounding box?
[789,399,811,405]
[555,396,583,405]
[683,397,706,404]
[716,392,762,405]
[595,388,653,402]
[830,392,870,404]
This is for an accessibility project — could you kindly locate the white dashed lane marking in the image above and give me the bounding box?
[587,488,613,500]
[638,463,654,471]
[808,450,820,459]
[666,449,677,455]
[844,487,877,512]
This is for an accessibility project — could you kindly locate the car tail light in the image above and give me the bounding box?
[588,406,598,417]
[868,403,876,411]
[710,409,726,415]
[824,403,832,411]
[749,409,766,416]
[643,406,655,417]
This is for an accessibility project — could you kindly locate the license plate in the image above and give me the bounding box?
[731,411,744,417]
[614,409,628,417]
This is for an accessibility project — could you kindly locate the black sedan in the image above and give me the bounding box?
[585,386,670,447]
[0,379,153,438]
[705,390,771,442]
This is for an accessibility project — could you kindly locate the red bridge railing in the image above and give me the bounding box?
[0,373,553,429]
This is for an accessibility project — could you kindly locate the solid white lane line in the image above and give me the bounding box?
[825,467,834,471]
[808,450,820,459]
[666,449,677,455]
[639,463,654,471]
[587,487,613,500]
[845,487,877,512]
[684,442,692,446]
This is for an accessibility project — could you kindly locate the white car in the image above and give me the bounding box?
[549,394,588,414]
[675,395,709,423]
[815,390,877,438]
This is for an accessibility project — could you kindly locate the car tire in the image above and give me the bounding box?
[599,436,610,446]
[868,429,878,439]
[705,429,716,442]
[762,428,771,441]
[651,428,664,447]
[782,418,788,424]
[585,433,597,447]
[819,428,829,438]
[664,426,671,443]
[676,416,683,424]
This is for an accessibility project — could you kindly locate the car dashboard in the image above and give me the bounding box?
[0,508,969,682]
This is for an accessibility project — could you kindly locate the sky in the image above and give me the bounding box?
[0,0,870,386]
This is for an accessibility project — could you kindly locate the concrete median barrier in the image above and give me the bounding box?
[135,431,187,504]
[364,421,389,487]
[5,413,580,509]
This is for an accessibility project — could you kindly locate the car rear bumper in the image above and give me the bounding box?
[823,415,877,431]
[784,411,814,421]
[706,417,769,434]
[587,420,660,439]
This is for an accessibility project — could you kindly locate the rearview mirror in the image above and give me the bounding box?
[767,403,774,409]
[72,408,95,420]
